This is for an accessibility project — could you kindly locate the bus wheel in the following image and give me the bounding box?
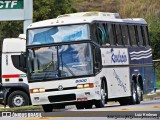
[84,102,93,109]
[129,82,137,105]
[119,97,129,106]
[42,104,53,112]
[95,80,107,108]
[76,103,84,110]
[8,91,29,108]
[136,82,142,104]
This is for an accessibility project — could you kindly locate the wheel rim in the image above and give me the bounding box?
[12,95,24,107]
[137,84,141,100]
[101,89,105,105]
[132,85,136,102]
[101,81,106,105]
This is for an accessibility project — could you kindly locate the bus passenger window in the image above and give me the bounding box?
[115,24,123,45]
[121,25,130,46]
[107,23,115,45]
[137,26,144,46]
[142,26,150,46]
[91,23,103,45]
[128,25,137,46]
[91,23,99,44]
[97,23,106,45]
[103,23,110,45]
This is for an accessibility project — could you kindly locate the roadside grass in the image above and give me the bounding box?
[156,80,160,87]
[143,90,160,100]
[0,105,42,112]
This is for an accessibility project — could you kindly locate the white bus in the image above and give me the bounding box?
[23,12,153,112]
[0,35,30,107]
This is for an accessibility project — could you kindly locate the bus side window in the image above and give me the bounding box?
[91,23,99,44]
[121,24,130,46]
[137,25,144,46]
[142,26,150,46]
[103,23,110,45]
[97,23,105,46]
[128,25,137,46]
[115,24,123,46]
[107,23,115,45]
[93,45,101,72]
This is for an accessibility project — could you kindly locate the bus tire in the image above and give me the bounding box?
[119,97,129,106]
[84,102,93,109]
[8,91,29,108]
[95,80,107,108]
[136,82,142,104]
[76,103,84,110]
[129,82,137,105]
[42,104,53,112]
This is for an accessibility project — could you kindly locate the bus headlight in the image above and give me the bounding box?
[30,88,45,93]
[77,83,94,89]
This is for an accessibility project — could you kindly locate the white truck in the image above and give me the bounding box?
[0,35,30,107]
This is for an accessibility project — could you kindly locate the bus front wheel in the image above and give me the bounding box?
[42,104,53,112]
[76,103,85,109]
[95,80,107,108]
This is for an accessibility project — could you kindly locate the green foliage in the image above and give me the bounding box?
[157,80,160,87]
[33,0,76,22]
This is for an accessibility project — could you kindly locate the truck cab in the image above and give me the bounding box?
[0,34,30,107]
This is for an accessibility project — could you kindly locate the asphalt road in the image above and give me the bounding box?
[0,99,160,120]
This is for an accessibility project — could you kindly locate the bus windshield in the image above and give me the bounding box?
[28,24,90,45]
[27,43,93,81]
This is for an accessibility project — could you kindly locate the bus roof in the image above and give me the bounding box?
[27,12,147,29]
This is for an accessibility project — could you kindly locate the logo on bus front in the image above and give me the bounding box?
[75,79,87,83]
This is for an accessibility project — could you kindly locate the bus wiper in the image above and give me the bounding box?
[62,62,75,76]
[33,61,53,73]
[60,54,75,76]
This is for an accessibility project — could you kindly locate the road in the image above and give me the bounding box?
[0,99,160,120]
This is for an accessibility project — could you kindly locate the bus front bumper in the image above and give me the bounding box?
[30,88,100,105]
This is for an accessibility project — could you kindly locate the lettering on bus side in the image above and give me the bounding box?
[113,69,127,92]
[75,79,87,83]
[111,48,127,63]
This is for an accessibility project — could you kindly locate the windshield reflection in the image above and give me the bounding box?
[28,43,93,81]
[28,24,90,45]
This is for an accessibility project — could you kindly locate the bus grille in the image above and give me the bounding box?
[48,94,76,102]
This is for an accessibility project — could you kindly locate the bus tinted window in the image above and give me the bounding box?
[142,26,149,46]
[121,24,130,46]
[115,24,123,45]
[98,23,109,45]
[128,25,137,46]
[107,23,115,45]
[102,23,110,45]
[92,23,99,44]
[137,25,144,46]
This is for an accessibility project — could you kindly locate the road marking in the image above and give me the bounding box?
[109,106,160,111]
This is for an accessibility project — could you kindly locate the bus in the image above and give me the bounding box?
[0,35,30,107]
[22,12,153,112]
